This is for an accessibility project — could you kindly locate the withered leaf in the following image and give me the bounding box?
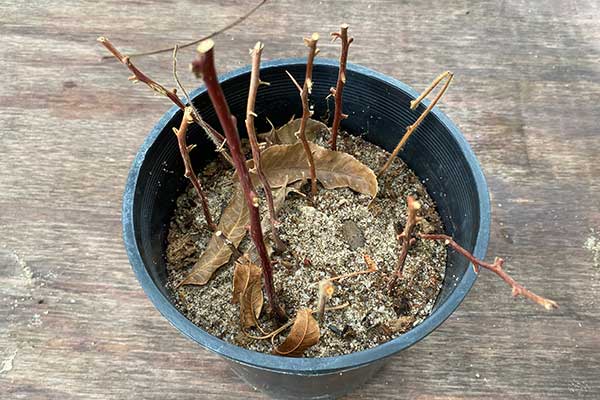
[233,261,263,328]
[181,189,249,286]
[267,175,304,220]
[243,241,274,271]
[256,142,378,197]
[273,309,320,357]
[259,117,329,145]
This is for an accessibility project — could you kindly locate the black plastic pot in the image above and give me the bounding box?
[122,59,490,399]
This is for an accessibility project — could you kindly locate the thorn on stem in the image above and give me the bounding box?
[329,23,353,151]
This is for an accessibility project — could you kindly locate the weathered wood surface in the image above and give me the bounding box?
[1,0,599,398]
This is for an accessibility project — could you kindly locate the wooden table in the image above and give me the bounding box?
[1,0,599,398]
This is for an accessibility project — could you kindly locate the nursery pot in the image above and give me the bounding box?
[122,59,490,399]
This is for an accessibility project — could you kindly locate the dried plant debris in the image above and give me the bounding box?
[254,141,378,197]
[180,189,249,286]
[259,117,329,145]
[232,261,264,328]
[182,131,379,285]
[166,130,447,357]
[273,309,320,356]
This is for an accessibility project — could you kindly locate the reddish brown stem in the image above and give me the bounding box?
[329,23,353,151]
[173,108,216,231]
[388,196,421,291]
[378,71,453,178]
[246,42,285,253]
[419,233,559,310]
[98,36,186,108]
[193,40,286,320]
[102,0,268,60]
[172,45,233,167]
[98,37,226,148]
[296,33,320,197]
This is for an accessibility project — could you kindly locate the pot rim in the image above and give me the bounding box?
[122,58,491,374]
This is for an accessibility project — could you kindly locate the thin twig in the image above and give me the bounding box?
[323,302,350,312]
[173,107,216,230]
[378,71,453,178]
[316,254,377,321]
[98,37,227,148]
[173,46,201,121]
[410,71,451,110]
[242,302,349,341]
[329,23,353,151]
[100,0,268,60]
[388,196,421,291]
[173,45,233,165]
[246,42,286,253]
[294,33,320,197]
[419,233,559,310]
[323,254,379,284]
[98,36,186,108]
[243,319,294,340]
[285,70,303,92]
[193,39,286,321]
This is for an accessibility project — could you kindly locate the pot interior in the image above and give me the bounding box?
[131,61,483,328]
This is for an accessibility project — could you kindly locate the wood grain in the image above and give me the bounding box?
[1,0,599,398]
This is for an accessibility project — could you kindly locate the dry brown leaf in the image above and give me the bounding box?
[258,117,329,145]
[233,261,263,328]
[180,189,249,286]
[255,142,378,197]
[232,260,261,304]
[248,177,301,264]
[269,176,304,218]
[273,308,320,357]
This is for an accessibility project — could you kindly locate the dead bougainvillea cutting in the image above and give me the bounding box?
[100,21,557,358]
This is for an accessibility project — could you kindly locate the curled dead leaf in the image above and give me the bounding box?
[253,142,378,197]
[265,175,304,221]
[180,189,249,286]
[233,261,264,328]
[273,308,320,357]
[258,117,329,145]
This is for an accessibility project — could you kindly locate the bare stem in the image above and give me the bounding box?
[419,233,558,310]
[98,37,226,148]
[324,254,379,284]
[329,23,353,151]
[409,71,451,110]
[294,33,320,197]
[193,39,286,320]
[316,254,377,321]
[98,36,186,108]
[173,108,216,231]
[173,45,232,165]
[316,280,334,322]
[378,71,453,178]
[246,42,286,253]
[388,196,421,291]
[100,0,268,60]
